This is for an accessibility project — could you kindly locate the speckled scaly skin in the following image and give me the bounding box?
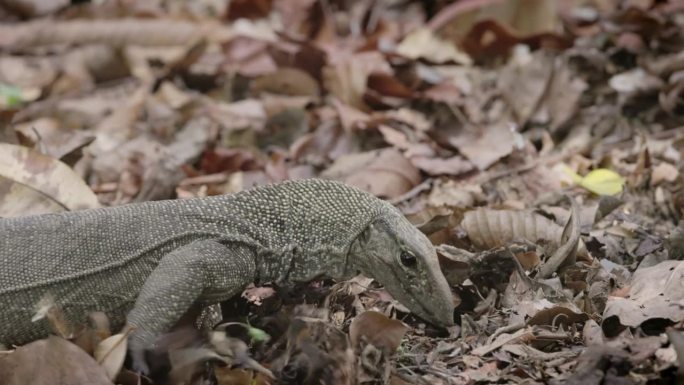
[0,179,453,371]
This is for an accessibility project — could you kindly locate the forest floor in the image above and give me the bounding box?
[1,0,683,384]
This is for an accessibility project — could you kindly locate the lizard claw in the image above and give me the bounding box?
[130,348,150,376]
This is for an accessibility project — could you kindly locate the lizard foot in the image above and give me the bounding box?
[130,348,150,376]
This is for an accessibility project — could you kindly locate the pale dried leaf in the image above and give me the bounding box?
[0,19,217,48]
[396,27,471,65]
[651,162,679,186]
[94,333,128,380]
[323,52,391,110]
[544,61,588,132]
[0,143,100,217]
[609,68,664,94]
[0,56,57,92]
[321,148,421,199]
[463,208,560,251]
[0,177,65,217]
[410,155,474,176]
[603,260,684,330]
[0,336,113,385]
[448,122,515,170]
[498,48,553,125]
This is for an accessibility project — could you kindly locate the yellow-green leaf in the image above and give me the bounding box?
[561,164,583,184]
[578,168,624,196]
[247,326,270,343]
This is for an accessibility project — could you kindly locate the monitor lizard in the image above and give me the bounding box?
[0,178,454,373]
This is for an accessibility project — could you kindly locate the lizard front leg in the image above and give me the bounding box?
[126,240,256,374]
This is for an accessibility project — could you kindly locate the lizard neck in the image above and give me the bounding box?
[286,246,349,283]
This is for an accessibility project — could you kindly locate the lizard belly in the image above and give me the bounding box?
[0,259,153,346]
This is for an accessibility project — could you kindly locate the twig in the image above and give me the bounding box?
[537,194,580,279]
[390,178,434,205]
[666,328,684,382]
[487,322,526,345]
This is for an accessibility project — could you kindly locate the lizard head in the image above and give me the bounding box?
[349,209,455,328]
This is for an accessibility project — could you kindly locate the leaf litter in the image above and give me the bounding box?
[0,0,683,384]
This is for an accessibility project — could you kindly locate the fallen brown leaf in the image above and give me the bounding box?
[349,311,408,353]
[321,148,421,199]
[0,336,113,385]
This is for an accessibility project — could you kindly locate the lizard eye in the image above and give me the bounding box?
[400,251,417,268]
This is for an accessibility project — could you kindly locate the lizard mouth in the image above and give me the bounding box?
[413,287,453,326]
[383,266,452,327]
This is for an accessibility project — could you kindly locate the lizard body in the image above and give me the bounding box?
[0,179,454,371]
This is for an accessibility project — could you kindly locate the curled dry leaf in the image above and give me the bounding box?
[462,207,589,259]
[94,333,128,380]
[602,260,684,335]
[0,143,100,217]
[349,311,408,353]
[537,195,581,279]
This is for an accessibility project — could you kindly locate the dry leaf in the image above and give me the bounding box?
[651,162,679,186]
[544,61,588,132]
[251,67,320,97]
[396,27,471,65]
[0,19,213,48]
[609,68,664,94]
[94,333,128,380]
[448,122,515,170]
[463,208,560,251]
[0,336,113,385]
[349,311,408,353]
[409,155,474,176]
[323,52,391,110]
[603,260,684,333]
[498,48,553,126]
[0,143,100,217]
[321,148,421,199]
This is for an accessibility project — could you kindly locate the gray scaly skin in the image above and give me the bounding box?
[0,179,454,372]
